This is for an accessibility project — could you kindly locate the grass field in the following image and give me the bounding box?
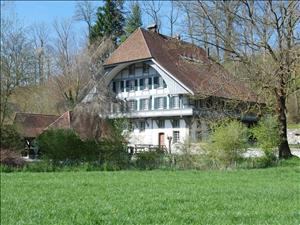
[1,160,300,225]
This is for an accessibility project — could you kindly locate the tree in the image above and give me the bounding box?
[90,0,125,44]
[166,0,179,37]
[143,0,163,32]
[192,1,299,158]
[0,13,35,126]
[31,22,54,83]
[74,0,96,38]
[124,2,142,36]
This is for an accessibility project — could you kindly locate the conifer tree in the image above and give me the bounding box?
[90,0,125,44]
[124,2,142,36]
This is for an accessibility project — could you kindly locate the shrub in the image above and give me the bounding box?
[251,115,279,159]
[37,129,84,164]
[1,125,23,151]
[37,129,129,169]
[0,149,25,168]
[135,149,165,170]
[207,120,249,167]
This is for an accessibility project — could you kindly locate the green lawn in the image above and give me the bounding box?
[1,163,300,225]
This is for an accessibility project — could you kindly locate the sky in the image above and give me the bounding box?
[2,1,177,38]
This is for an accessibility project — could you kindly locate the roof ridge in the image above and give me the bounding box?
[16,112,58,117]
[140,28,153,58]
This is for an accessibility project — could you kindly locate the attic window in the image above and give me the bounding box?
[180,54,202,64]
[143,63,149,73]
[129,64,135,75]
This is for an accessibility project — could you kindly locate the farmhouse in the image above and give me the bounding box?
[83,26,257,152]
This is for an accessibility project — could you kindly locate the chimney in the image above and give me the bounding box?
[147,24,158,33]
[175,34,181,40]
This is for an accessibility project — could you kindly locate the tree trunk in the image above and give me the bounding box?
[276,89,293,159]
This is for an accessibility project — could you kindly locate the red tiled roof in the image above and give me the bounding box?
[45,111,112,140]
[13,113,59,138]
[104,28,257,102]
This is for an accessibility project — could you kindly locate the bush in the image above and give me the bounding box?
[37,129,84,163]
[0,149,25,168]
[37,129,129,169]
[207,120,249,167]
[1,125,23,151]
[251,116,279,159]
[135,149,165,170]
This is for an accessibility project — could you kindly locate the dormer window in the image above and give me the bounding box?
[143,63,149,73]
[129,64,135,75]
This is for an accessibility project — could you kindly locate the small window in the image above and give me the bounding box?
[158,120,165,128]
[172,119,180,128]
[121,81,124,92]
[126,80,130,91]
[143,63,149,73]
[129,64,135,75]
[140,98,149,111]
[170,96,180,109]
[173,131,180,143]
[140,121,146,131]
[128,80,135,91]
[128,100,137,112]
[134,79,138,91]
[148,77,152,89]
[112,81,116,93]
[153,77,159,89]
[154,97,167,109]
[140,78,144,90]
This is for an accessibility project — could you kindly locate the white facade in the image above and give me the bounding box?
[105,60,210,152]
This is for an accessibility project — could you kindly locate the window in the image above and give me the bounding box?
[170,96,180,109]
[143,63,149,73]
[112,81,116,93]
[139,121,146,131]
[127,100,137,112]
[121,81,124,92]
[148,77,152,89]
[126,80,135,91]
[154,97,167,109]
[173,131,180,143]
[140,98,149,111]
[129,64,135,75]
[126,80,130,91]
[153,77,159,88]
[134,79,138,91]
[172,119,180,128]
[139,78,144,90]
[158,120,165,128]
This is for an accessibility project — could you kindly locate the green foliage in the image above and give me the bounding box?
[0,125,23,150]
[90,0,125,43]
[37,129,84,163]
[37,129,129,168]
[251,116,280,158]
[207,120,249,167]
[135,149,165,170]
[121,2,142,41]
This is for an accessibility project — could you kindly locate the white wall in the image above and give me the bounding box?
[128,118,190,152]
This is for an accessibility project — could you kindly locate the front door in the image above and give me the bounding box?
[159,133,165,147]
